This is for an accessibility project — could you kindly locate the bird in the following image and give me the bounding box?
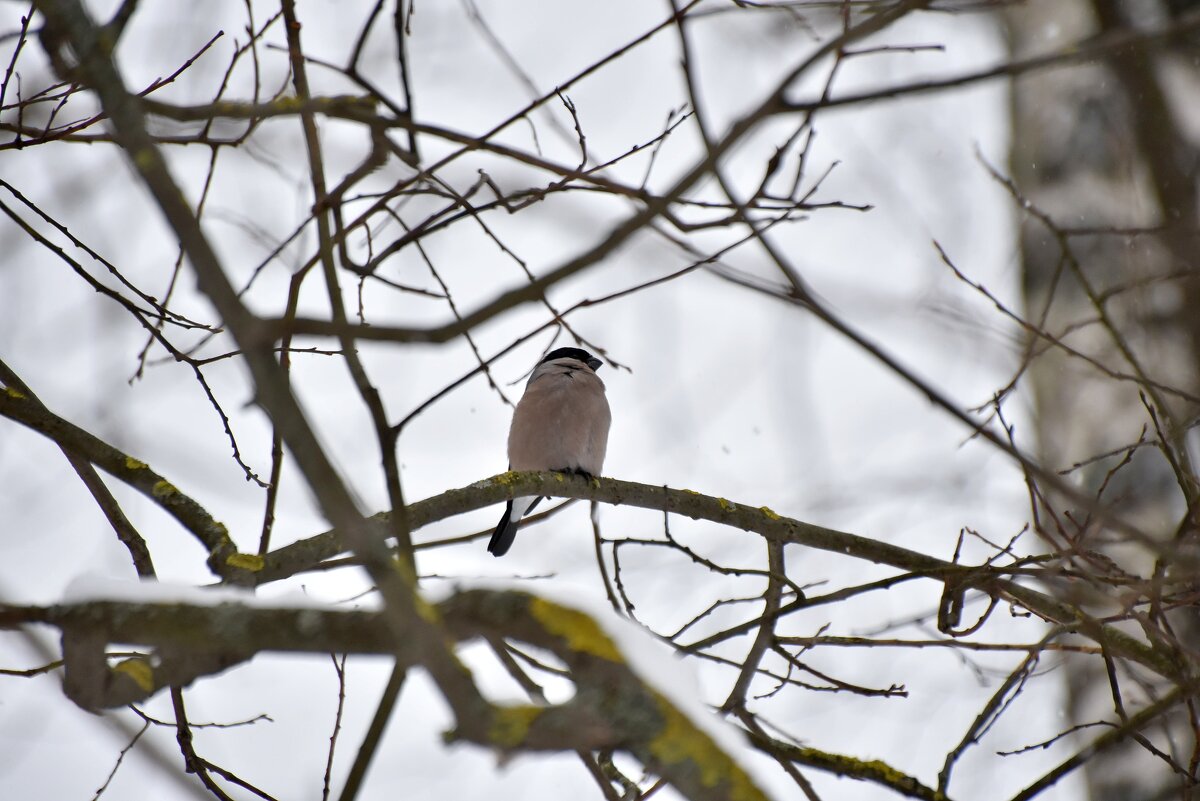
[488,346,611,557]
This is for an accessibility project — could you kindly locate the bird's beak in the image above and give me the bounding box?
[587,357,603,371]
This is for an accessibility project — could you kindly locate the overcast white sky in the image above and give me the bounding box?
[0,2,1086,799]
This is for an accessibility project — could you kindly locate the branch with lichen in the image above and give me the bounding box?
[0,588,771,801]
[0,384,246,579]
[1,376,1185,697]
[748,732,951,801]
[20,583,1181,801]
[263,470,1190,683]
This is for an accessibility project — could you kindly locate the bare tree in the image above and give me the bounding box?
[1007,1,1200,798]
[2,1,1199,799]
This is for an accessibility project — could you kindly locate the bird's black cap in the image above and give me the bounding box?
[542,347,603,371]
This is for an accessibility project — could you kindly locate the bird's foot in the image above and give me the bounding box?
[554,467,595,481]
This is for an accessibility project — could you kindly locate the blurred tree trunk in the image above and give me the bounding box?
[1005,1,1200,798]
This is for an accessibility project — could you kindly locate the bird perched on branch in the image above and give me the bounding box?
[488,347,611,557]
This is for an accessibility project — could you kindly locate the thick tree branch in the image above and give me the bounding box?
[747,730,951,801]
[1,589,771,801]
[263,471,1191,681]
[0,360,155,578]
[0,383,238,578]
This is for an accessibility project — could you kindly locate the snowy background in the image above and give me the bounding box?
[0,2,1082,799]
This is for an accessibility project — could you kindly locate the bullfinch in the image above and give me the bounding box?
[488,346,611,557]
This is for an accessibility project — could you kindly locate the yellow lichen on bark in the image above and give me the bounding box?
[489,705,543,748]
[647,694,767,801]
[113,657,155,692]
[529,597,622,662]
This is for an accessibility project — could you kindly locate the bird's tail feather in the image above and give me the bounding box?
[487,496,543,557]
[488,501,517,556]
